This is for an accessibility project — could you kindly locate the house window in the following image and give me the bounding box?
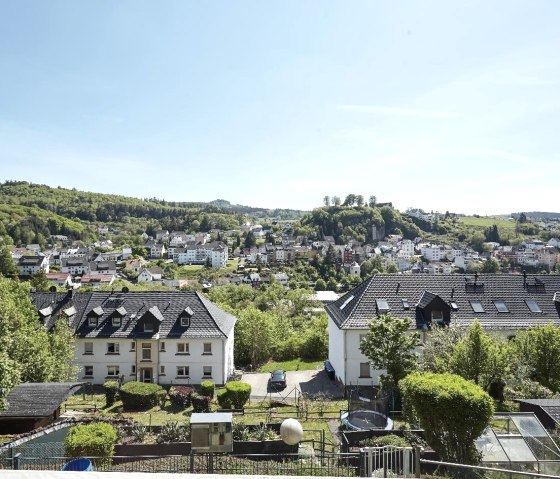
[130,342,136,351]
[160,342,166,352]
[177,343,190,355]
[88,316,98,327]
[181,316,190,327]
[84,342,93,355]
[107,343,120,354]
[431,311,444,322]
[203,366,212,378]
[493,300,510,313]
[359,362,371,378]
[203,343,212,355]
[112,317,121,327]
[177,366,190,377]
[84,366,93,377]
[107,365,120,377]
[470,300,485,313]
[142,342,151,361]
[131,365,136,375]
[144,322,154,333]
[160,365,165,375]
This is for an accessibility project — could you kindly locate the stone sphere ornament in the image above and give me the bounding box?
[280,418,304,445]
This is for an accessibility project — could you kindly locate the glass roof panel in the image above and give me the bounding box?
[476,428,509,462]
[500,437,538,462]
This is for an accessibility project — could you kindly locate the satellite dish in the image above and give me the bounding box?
[122,286,129,293]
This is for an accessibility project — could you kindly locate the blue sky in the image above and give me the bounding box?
[1,0,559,215]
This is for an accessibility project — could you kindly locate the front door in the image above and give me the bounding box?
[141,368,153,383]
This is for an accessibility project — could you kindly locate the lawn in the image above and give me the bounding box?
[457,216,517,232]
[258,359,324,373]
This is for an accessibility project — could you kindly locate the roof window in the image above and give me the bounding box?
[493,300,510,313]
[526,300,542,313]
[376,299,390,312]
[340,295,354,311]
[401,299,410,310]
[470,300,485,313]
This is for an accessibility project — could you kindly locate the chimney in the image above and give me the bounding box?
[66,285,74,299]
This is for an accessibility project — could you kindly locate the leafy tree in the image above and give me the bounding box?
[49,316,79,382]
[323,196,330,207]
[420,321,466,374]
[29,269,52,292]
[359,314,420,390]
[368,195,377,208]
[244,231,256,249]
[449,321,509,392]
[0,277,77,409]
[326,277,338,292]
[356,195,364,207]
[401,372,494,465]
[234,305,277,367]
[511,324,560,392]
[0,246,18,278]
[332,196,341,206]
[482,257,501,273]
[315,278,326,291]
[518,212,528,223]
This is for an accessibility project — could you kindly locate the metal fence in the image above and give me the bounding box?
[361,446,416,478]
[1,452,361,477]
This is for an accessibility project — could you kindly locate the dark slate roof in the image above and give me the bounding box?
[0,383,84,418]
[326,273,560,330]
[31,291,237,340]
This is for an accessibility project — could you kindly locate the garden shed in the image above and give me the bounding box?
[0,382,84,434]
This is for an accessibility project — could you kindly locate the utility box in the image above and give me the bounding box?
[190,412,233,453]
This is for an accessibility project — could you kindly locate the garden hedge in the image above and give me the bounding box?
[400,372,494,465]
[119,381,166,411]
[64,422,118,467]
[169,386,194,409]
[191,394,212,413]
[219,381,251,409]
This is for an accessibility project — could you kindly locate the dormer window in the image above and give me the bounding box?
[179,307,194,327]
[88,316,98,327]
[112,316,121,327]
[144,322,154,333]
[432,310,444,322]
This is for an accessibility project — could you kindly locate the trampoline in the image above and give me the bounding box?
[341,410,393,431]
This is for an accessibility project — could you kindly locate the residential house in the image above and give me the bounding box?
[155,230,170,242]
[174,241,228,269]
[143,241,166,259]
[137,267,164,283]
[79,274,115,288]
[88,261,117,276]
[325,273,560,387]
[46,272,73,288]
[31,290,237,386]
[61,258,90,276]
[125,259,146,273]
[9,247,28,261]
[18,256,49,276]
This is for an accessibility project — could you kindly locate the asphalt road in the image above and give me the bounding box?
[242,368,343,399]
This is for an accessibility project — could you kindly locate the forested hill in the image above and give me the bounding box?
[296,204,422,244]
[0,181,303,246]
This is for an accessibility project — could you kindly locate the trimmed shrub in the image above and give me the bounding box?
[226,381,251,409]
[119,381,166,411]
[191,394,212,413]
[201,380,215,398]
[64,422,118,467]
[104,380,119,408]
[169,386,194,409]
[400,372,494,465]
[217,388,233,409]
[157,421,190,443]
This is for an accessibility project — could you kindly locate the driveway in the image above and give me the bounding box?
[242,368,343,400]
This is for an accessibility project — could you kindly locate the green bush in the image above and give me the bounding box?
[157,421,190,443]
[225,381,251,409]
[191,394,212,413]
[217,388,233,409]
[358,434,411,448]
[400,372,494,465]
[64,422,118,467]
[104,381,119,408]
[200,380,215,398]
[119,381,166,411]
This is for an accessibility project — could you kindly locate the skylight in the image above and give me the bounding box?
[450,301,459,311]
[493,300,510,313]
[401,299,410,310]
[470,300,485,313]
[376,299,390,312]
[339,295,354,311]
[526,300,542,313]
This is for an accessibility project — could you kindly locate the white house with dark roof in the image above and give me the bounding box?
[325,273,560,387]
[31,290,237,386]
[18,256,49,276]
[137,267,163,282]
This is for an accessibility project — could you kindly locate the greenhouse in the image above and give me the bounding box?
[476,413,560,476]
